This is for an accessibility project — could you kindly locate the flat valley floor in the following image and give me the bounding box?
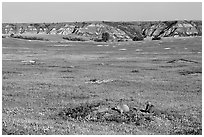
[2,36,202,135]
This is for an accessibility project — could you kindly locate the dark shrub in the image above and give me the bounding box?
[152,36,161,40]
[102,32,110,42]
[11,35,48,41]
[117,39,125,42]
[10,33,14,37]
[132,36,144,41]
[63,36,86,41]
[93,38,103,42]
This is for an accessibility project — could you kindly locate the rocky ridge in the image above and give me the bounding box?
[2,20,202,41]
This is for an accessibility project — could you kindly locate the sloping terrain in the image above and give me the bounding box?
[2,20,202,41]
[2,36,202,135]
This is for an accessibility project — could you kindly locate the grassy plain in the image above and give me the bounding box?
[2,36,202,134]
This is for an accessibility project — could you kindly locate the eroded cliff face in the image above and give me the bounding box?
[2,20,202,41]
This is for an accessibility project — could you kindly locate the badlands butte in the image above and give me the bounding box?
[2,20,202,41]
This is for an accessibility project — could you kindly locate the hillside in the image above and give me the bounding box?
[2,35,202,135]
[2,20,202,41]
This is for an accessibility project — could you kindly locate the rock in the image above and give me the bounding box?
[112,104,130,114]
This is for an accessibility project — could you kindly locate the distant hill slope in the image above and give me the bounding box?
[2,20,202,41]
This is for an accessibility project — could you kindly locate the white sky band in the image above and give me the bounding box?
[2,2,202,23]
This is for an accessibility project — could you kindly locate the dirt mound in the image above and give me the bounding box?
[57,101,155,125]
[56,101,202,135]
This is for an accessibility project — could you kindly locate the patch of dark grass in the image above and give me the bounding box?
[61,66,76,69]
[89,79,98,82]
[47,65,60,68]
[2,71,21,74]
[61,76,74,79]
[102,110,153,125]
[159,65,187,68]
[152,37,161,40]
[3,76,8,79]
[60,69,73,73]
[94,63,108,66]
[167,59,199,64]
[132,36,144,41]
[151,59,163,62]
[63,36,86,41]
[131,70,139,73]
[143,68,158,71]
[11,35,49,41]
[58,102,104,120]
[179,68,202,75]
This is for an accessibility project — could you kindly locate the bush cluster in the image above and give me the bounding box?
[152,36,161,40]
[10,34,48,41]
[62,36,86,41]
[132,36,144,41]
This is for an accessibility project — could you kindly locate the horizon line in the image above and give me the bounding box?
[2,19,202,24]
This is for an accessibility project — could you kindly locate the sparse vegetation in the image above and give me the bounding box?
[62,36,87,41]
[2,36,202,135]
[179,68,202,75]
[10,34,49,41]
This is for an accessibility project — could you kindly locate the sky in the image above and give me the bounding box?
[2,2,202,23]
